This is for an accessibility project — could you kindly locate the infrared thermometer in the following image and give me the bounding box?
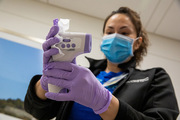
[48,19,92,93]
[51,32,92,62]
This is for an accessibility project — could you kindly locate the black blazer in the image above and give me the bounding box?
[24,57,179,120]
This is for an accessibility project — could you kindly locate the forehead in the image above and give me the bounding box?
[106,13,135,30]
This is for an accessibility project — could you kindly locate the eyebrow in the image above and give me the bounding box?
[119,26,129,30]
[107,25,129,30]
[107,26,114,29]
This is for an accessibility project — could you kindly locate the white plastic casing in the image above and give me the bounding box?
[48,32,92,93]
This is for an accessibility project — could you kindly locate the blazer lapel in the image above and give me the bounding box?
[113,68,134,95]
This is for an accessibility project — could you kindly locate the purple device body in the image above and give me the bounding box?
[84,34,92,53]
[52,18,92,59]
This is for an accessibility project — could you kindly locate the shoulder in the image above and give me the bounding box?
[131,67,173,89]
[133,67,168,76]
[129,67,171,83]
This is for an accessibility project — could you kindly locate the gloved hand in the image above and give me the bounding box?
[44,62,112,114]
[40,19,76,92]
[40,24,60,91]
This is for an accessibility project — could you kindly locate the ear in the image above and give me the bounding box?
[133,37,142,51]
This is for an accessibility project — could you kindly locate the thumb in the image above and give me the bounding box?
[45,92,72,101]
[46,26,59,40]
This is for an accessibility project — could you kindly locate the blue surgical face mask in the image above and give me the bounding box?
[100,33,139,64]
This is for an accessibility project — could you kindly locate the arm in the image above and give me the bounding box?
[99,95,119,120]
[99,95,155,120]
[35,79,47,100]
[24,75,63,120]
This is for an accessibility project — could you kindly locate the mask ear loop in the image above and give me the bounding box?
[132,37,139,46]
[132,37,141,52]
[135,37,140,41]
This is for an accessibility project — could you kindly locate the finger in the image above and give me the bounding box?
[43,69,72,80]
[40,75,48,91]
[43,48,59,64]
[45,92,72,101]
[46,26,59,40]
[42,37,60,51]
[47,62,74,71]
[46,77,71,89]
[53,19,59,26]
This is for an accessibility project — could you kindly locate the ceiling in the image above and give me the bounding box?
[38,0,180,41]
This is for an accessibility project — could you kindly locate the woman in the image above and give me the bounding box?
[24,7,179,120]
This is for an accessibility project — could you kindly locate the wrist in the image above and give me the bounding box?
[94,90,112,114]
[99,95,119,120]
[35,80,47,100]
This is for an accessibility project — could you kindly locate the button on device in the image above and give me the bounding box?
[63,39,71,42]
[67,44,70,48]
[72,43,76,48]
[61,44,65,48]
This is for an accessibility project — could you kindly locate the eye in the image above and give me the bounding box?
[121,32,129,35]
[105,30,114,35]
[106,32,114,35]
[104,28,114,35]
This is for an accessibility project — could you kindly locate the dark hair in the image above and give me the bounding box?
[103,7,149,66]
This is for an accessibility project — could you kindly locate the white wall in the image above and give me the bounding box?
[0,0,179,117]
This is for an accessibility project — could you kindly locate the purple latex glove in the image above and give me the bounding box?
[44,62,112,114]
[40,24,60,91]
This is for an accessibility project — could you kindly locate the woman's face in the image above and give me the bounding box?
[104,13,137,38]
[104,13,142,51]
